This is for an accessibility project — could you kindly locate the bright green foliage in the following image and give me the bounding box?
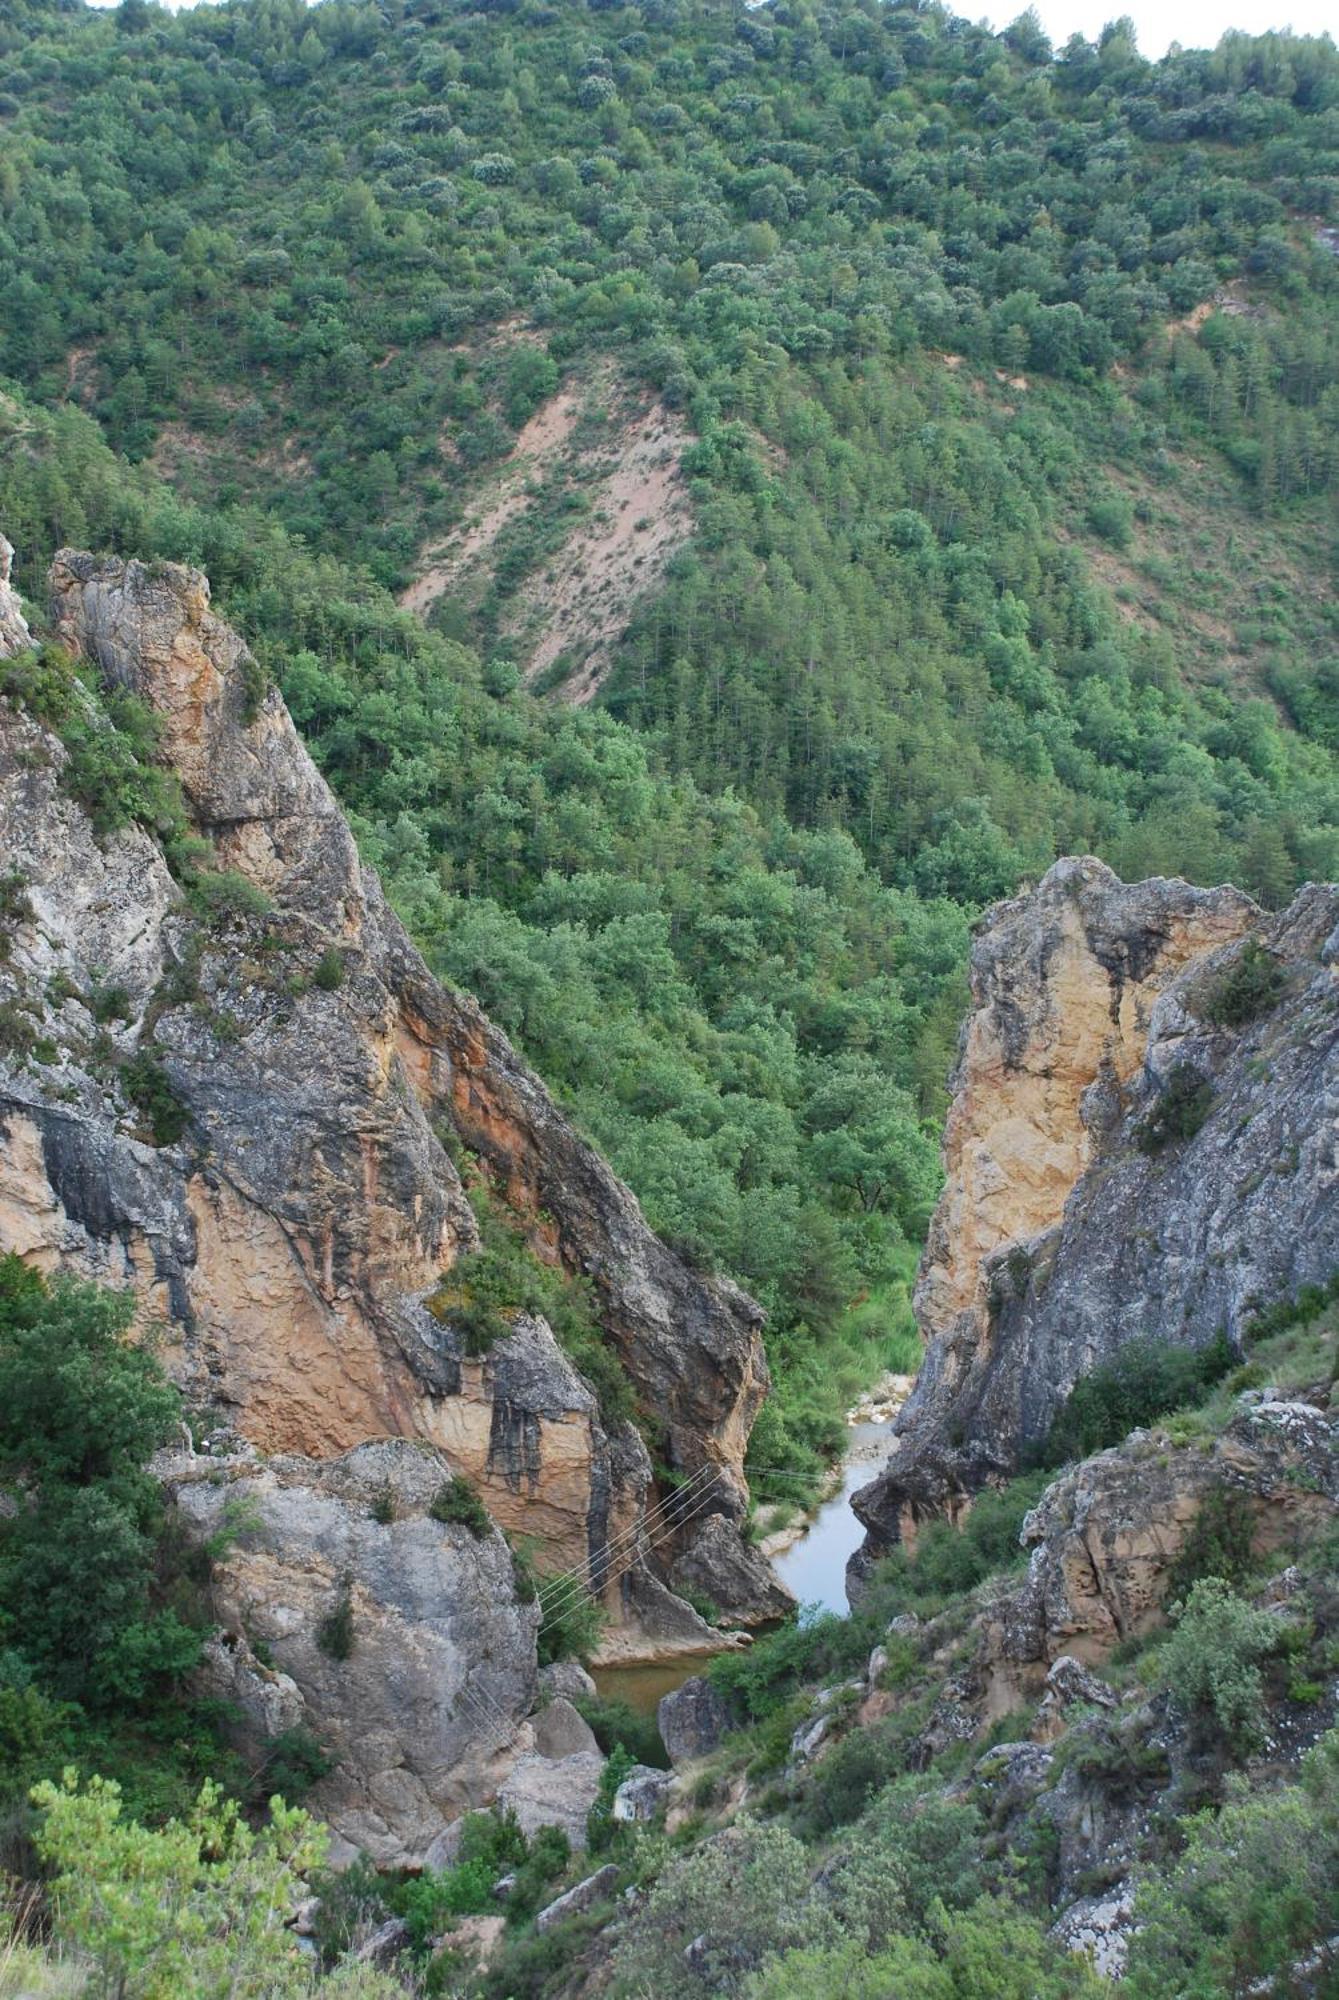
[394,1807,536,1946]
[1156,1577,1280,1750]
[1167,1482,1258,1596]
[586,1742,636,1858]
[29,1770,404,2000]
[745,1900,1106,1999]
[0,1257,198,1711]
[1043,1333,1234,1465]
[1126,1731,1339,2000]
[576,1693,669,1771]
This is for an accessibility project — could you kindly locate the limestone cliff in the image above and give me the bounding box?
[856,856,1339,1553]
[0,543,781,1667]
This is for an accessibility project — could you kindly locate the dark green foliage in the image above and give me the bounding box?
[0,642,80,726]
[119,1048,188,1147]
[537,1582,605,1670]
[58,688,188,844]
[185,868,272,925]
[89,981,133,1026]
[1168,1482,1258,1597]
[586,1742,635,1857]
[1135,1063,1216,1155]
[1245,1269,1339,1345]
[428,1476,490,1538]
[369,1483,396,1526]
[0,870,32,958]
[0,1256,202,1715]
[575,1694,669,1771]
[312,948,346,993]
[394,1808,529,1946]
[1044,1333,1235,1465]
[255,1726,333,1807]
[309,1855,391,1970]
[1203,939,1286,1029]
[316,1579,355,1662]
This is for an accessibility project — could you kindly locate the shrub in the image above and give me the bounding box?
[0,1257,197,1711]
[187,867,272,924]
[0,641,80,725]
[0,869,32,957]
[613,1817,823,1995]
[312,947,346,991]
[1168,1481,1257,1595]
[576,1693,669,1769]
[1202,938,1285,1029]
[1135,1062,1214,1154]
[119,1048,189,1145]
[1043,1333,1234,1465]
[429,1476,490,1537]
[256,1725,333,1806]
[1156,1577,1278,1750]
[317,1579,356,1661]
[1086,491,1134,547]
[586,1742,635,1857]
[1125,1732,1339,1998]
[537,1580,605,1667]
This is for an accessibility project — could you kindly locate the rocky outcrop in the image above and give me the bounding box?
[170,1438,539,1866]
[991,1401,1339,1675]
[0,539,782,1849]
[856,857,1339,1552]
[658,1675,735,1764]
[0,535,30,657]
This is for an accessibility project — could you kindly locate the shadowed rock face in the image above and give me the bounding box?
[1,545,779,1655]
[855,856,1339,1559]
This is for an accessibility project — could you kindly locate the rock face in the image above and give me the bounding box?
[0,535,31,657]
[856,856,1339,1552]
[171,1438,539,1865]
[658,1675,735,1765]
[0,540,781,1846]
[992,1402,1339,1674]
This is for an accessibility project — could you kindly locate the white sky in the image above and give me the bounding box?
[84,0,1338,63]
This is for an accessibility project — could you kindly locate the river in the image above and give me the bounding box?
[592,1376,911,1713]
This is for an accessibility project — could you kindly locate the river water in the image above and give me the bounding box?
[592,1389,907,1712]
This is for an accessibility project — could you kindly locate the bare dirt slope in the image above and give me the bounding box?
[401,356,693,703]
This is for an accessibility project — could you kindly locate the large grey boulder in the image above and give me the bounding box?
[612,1765,671,1823]
[535,1864,620,1933]
[538,1660,596,1705]
[167,1439,539,1866]
[658,1676,734,1764]
[497,1751,606,1850]
[532,1697,600,1760]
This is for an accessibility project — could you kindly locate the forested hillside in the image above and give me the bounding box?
[2,0,1338,1488]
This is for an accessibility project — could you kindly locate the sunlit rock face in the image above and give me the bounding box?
[855,855,1339,1555]
[1,542,780,1751]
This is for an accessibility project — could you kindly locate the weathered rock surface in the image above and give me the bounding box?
[991,1403,1339,1673]
[658,1675,735,1764]
[611,1764,672,1822]
[496,1750,606,1850]
[166,1438,539,1866]
[535,1864,621,1934]
[531,1697,600,1760]
[0,534,31,657]
[857,857,1339,1551]
[0,542,776,1679]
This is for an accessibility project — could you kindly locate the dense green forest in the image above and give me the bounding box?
[1,0,1338,1488]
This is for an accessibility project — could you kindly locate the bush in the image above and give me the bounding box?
[1168,1481,1257,1595]
[0,1257,198,1711]
[1043,1333,1234,1465]
[396,1808,529,1945]
[1156,1577,1278,1750]
[317,1579,356,1661]
[1126,1732,1339,1999]
[1202,938,1285,1029]
[312,947,346,991]
[429,1476,491,1537]
[119,1048,189,1146]
[537,1581,605,1667]
[1135,1062,1214,1154]
[576,1693,669,1769]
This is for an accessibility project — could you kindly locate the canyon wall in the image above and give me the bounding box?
[856,855,1339,1555]
[0,545,783,1724]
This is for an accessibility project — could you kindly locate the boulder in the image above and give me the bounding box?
[353,1918,411,1969]
[532,1697,600,1760]
[658,1676,734,1764]
[538,1660,596,1705]
[535,1864,621,1934]
[612,1765,671,1823]
[497,1752,606,1851]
